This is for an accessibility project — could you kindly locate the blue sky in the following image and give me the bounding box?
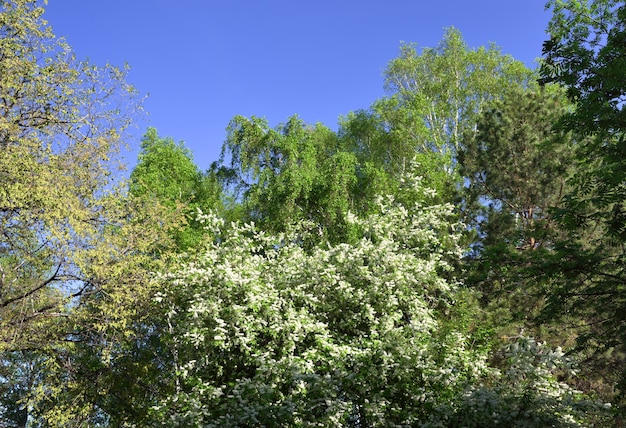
[44,1,551,171]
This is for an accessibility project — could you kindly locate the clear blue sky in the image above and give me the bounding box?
[43,1,551,171]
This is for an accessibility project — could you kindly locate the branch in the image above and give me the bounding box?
[0,262,62,308]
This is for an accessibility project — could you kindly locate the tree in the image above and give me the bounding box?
[43,128,230,425]
[541,0,626,240]
[150,174,608,427]
[0,0,164,424]
[220,115,372,244]
[540,0,626,406]
[32,126,228,425]
[339,28,538,213]
[338,98,458,206]
[130,127,223,250]
[542,0,626,240]
[460,86,575,254]
[542,0,625,140]
[0,0,137,350]
[384,27,534,157]
[29,192,187,426]
[455,86,585,382]
[217,30,536,245]
[0,350,41,426]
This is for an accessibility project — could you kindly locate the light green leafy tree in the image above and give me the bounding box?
[220,115,371,244]
[383,27,534,157]
[0,1,200,425]
[0,0,137,351]
[338,99,457,206]
[218,30,535,246]
[30,192,187,426]
[0,0,142,424]
[337,28,537,215]
[32,126,227,425]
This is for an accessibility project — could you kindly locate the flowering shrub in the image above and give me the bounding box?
[150,185,609,426]
[425,337,611,427]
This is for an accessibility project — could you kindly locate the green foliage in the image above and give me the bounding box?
[130,127,223,250]
[542,0,625,139]
[1,3,616,424]
[27,190,190,426]
[131,128,200,207]
[427,337,612,427]
[0,351,41,426]
[31,125,230,424]
[216,29,537,247]
[0,0,137,351]
[541,0,626,242]
[220,115,382,244]
[456,84,590,401]
[539,0,626,408]
[542,0,626,249]
[366,27,538,216]
[338,98,458,206]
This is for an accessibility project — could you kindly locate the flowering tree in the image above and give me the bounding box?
[150,175,607,427]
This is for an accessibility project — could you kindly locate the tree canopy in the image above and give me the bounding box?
[2,0,625,425]
[0,0,137,352]
[384,27,534,156]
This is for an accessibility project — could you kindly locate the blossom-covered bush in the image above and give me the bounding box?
[425,337,611,427]
[150,184,609,427]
